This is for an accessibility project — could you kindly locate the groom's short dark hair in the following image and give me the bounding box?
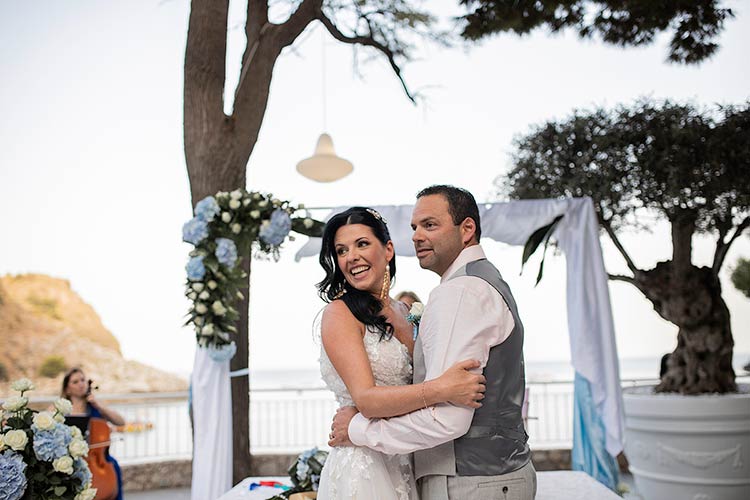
[417,185,481,241]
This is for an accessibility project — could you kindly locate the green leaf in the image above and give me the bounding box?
[521,215,563,286]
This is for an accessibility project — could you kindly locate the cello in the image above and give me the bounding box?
[85,412,119,500]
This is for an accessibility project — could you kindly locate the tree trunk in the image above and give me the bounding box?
[184,0,283,481]
[635,262,737,394]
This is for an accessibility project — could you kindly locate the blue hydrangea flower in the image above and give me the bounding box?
[259,209,292,246]
[182,217,209,245]
[73,458,92,488]
[215,238,238,268]
[0,450,27,500]
[32,422,72,461]
[186,256,206,281]
[194,196,221,222]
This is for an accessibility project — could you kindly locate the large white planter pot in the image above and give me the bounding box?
[623,384,750,500]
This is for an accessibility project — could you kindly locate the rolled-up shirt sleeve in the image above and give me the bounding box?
[348,276,514,455]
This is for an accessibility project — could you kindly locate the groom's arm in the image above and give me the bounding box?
[347,277,514,455]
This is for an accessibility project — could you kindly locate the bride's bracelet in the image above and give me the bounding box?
[421,381,438,421]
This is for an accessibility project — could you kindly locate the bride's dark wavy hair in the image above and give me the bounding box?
[317,207,396,340]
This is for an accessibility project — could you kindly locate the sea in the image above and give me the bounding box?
[249,354,750,390]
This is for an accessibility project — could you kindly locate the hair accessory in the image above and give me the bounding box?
[366,208,387,224]
[333,288,347,300]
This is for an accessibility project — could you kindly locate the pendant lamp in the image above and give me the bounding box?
[296,132,353,182]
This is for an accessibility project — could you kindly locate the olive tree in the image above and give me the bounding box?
[500,99,750,394]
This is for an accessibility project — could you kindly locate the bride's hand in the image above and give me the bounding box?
[433,359,486,408]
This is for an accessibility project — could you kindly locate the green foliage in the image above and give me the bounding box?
[459,0,734,63]
[39,355,67,378]
[0,361,8,381]
[500,99,750,237]
[731,257,750,298]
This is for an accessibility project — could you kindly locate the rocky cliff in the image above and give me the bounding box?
[0,274,188,396]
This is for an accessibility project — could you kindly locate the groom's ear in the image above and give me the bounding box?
[460,217,477,245]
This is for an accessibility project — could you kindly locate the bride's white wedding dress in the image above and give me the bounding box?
[317,324,419,500]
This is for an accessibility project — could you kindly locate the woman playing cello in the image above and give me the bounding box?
[62,367,125,500]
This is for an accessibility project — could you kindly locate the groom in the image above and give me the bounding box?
[330,185,536,499]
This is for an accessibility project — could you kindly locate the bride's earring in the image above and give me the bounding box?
[379,265,391,301]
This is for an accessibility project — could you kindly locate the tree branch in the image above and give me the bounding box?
[274,0,323,50]
[317,11,416,103]
[713,216,750,273]
[608,274,637,285]
[601,216,639,276]
[245,0,268,50]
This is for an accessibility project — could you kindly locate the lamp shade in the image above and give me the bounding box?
[296,133,353,182]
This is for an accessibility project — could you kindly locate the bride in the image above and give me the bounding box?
[316,207,485,499]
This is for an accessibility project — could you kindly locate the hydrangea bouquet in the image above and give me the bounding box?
[269,447,329,499]
[0,379,96,500]
[182,189,323,351]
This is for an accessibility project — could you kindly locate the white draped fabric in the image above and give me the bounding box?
[191,347,233,500]
[295,197,624,456]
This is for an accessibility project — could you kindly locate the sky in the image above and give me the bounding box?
[1,0,748,377]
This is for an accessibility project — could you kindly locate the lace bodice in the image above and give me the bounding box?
[320,325,413,407]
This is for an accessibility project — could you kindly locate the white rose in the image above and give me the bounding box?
[195,303,208,314]
[0,433,5,451]
[194,316,204,326]
[198,291,210,300]
[75,487,98,500]
[230,190,242,200]
[54,398,73,416]
[217,191,228,198]
[2,396,28,412]
[229,199,241,210]
[11,378,35,392]
[207,280,217,290]
[69,438,89,458]
[202,324,215,336]
[250,210,260,219]
[271,198,280,206]
[54,413,65,423]
[4,429,28,451]
[33,411,57,430]
[409,302,424,317]
[192,282,204,292]
[70,426,83,441]
[252,193,261,200]
[53,455,74,474]
[297,203,305,209]
[231,223,242,234]
[303,218,314,229]
[221,212,232,223]
[258,200,268,208]
[212,301,227,316]
[242,199,250,206]
[188,292,197,300]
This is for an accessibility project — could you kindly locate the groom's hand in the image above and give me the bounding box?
[329,406,358,447]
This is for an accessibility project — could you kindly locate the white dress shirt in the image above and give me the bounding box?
[348,245,516,454]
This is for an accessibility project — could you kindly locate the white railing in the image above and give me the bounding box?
[19,376,747,464]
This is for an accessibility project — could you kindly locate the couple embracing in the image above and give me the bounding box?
[315,185,536,500]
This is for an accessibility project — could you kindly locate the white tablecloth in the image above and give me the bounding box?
[218,471,621,500]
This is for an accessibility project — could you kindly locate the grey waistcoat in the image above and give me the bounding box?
[413,258,531,479]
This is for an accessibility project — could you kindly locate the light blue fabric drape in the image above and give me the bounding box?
[573,372,620,491]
